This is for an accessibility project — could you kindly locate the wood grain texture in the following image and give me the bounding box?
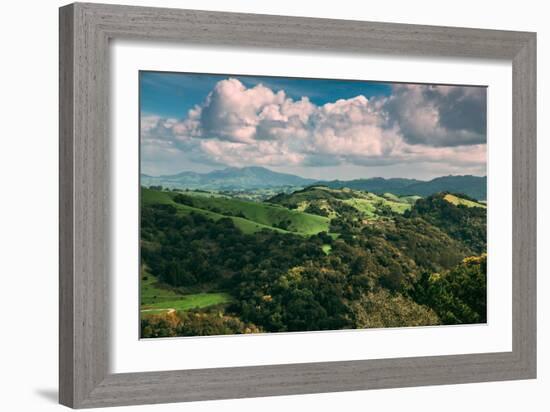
[512,34,537,373]
[59,2,537,408]
[59,4,74,406]
[60,3,110,407]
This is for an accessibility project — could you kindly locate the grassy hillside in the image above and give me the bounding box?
[322,177,421,193]
[142,293,232,314]
[141,272,232,314]
[443,193,486,209]
[268,186,414,219]
[142,187,330,235]
[343,192,411,216]
[397,195,422,205]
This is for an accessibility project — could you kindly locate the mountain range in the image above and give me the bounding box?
[141,166,316,191]
[141,166,487,200]
[323,175,487,200]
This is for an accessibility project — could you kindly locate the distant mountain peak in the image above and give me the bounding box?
[141,166,316,190]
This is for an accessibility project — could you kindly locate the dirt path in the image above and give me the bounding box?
[141,308,176,315]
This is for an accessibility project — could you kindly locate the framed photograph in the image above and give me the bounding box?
[59,2,536,408]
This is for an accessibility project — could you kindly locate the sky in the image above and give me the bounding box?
[140,71,487,180]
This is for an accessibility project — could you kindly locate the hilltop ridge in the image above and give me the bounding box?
[141,166,487,200]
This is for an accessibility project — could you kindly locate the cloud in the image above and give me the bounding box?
[385,84,486,147]
[190,78,316,145]
[141,78,486,174]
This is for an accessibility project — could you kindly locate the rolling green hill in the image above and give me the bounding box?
[267,186,415,219]
[443,193,486,209]
[142,187,330,235]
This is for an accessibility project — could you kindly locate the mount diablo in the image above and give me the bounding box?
[141,166,316,190]
[141,166,487,200]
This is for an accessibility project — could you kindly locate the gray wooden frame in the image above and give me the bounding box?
[59,2,536,409]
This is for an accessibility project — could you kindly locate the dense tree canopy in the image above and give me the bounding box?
[141,190,487,337]
[406,193,487,253]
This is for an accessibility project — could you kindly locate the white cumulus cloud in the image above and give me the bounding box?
[141,78,486,174]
